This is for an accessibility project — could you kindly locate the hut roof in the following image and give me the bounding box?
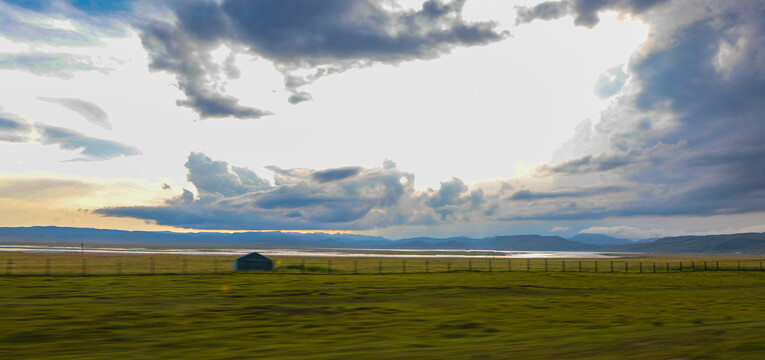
[236,252,272,261]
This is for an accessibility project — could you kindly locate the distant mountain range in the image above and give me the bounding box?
[0,226,763,253]
[604,233,765,254]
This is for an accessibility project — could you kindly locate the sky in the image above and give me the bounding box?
[1,0,764,241]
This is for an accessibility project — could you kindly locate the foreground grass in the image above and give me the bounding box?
[1,271,764,359]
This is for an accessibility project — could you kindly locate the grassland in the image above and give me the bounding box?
[2,251,764,275]
[1,253,764,359]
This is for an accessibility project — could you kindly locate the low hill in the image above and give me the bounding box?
[606,232,765,253]
[3,226,763,253]
[567,234,633,245]
[0,226,391,248]
[488,235,599,251]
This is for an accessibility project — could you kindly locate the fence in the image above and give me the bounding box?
[1,254,764,276]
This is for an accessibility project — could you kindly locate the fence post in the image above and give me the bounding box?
[116,259,122,275]
[469,259,472,272]
[594,261,598,272]
[639,262,642,273]
[489,259,492,272]
[579,260,582,272]
[301,259,305,274]
[680,262,683,272]
[379,260,383,274]
[183,259,188,274]
[214,259,219,274]
[5,259,11,276]
[692,261,695,272]
[610,261,614,273]
[150,258,155,274]
[716,261,719,271]
[81,259,87,276]
[448,261,451,272]
[328,260,332,274]
[666,262,669,272]
[526,259,530,271]
[625,261,628,273]
[653,262,656,273]
[737,261,740,271]
[562,260,565,272]
[403,260,406,274]
[354,260,358,274]
[425,260,429,273]
[544,259,548,272]
[508,259,512,272]
[45,259,51,276]
[761,261,763,271]
[704,261,707,271]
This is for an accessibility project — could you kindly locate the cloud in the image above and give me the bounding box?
[0,3,96,46]
[0,52,104,79]
[0,107,32,143]
[509,186,627,200]
[514,0,671,27]
[139,21,272,120]
[88,1,765,232]
[96,153,436,230]
[312,167,363,183]
[34,123,141,160]
[0,1,129,45]
[550,226,571,232]
[0,177,98,202]
[594,66,628,98]
[137,0,507,118]
[185,152,273,201]
[38,97,111,129]
[515,1,571,25]
[518,1,765,222]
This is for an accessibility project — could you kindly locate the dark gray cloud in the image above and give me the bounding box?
[95,1,765,230]
[541,153,633,175]
[138,0,507,118]
[0,108,32,143]
[38,97,111,129]
[287,92,313,105]
[515,0,670,27]
[312,167,363,183]
[215,0,505,63]
[165,188,194,206]
[426,177,468,208]
[509,186,627,201]
[515,1,571,25]
[140,21,272,120]
[34,123,140,160]
[521,1,765,221]
[96,153,425,230]
[0,53,103,79]
[185,152,273,201]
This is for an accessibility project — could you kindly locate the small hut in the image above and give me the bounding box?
[232,252,274,272]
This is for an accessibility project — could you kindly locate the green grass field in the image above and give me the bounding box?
[1,253,764,359]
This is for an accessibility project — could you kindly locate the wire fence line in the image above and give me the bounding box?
[1,256,764,276]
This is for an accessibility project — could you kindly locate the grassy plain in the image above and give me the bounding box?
[2,251,764,275]
[1,253,764,359]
